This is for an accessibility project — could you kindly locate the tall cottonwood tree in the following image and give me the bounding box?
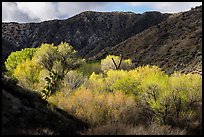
[34,42,84,99]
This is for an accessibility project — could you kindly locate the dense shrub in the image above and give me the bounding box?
[105,69,128,86]
[167,72,202,128]
[78,62,101,76]
[83,65,202,132]
[5,42,84,99]
[86,70,138,94]
[48,89,135,126]
[86,66,166,95]
[137,71,202,127]
[86,72,108,92]
[61,70,87,96]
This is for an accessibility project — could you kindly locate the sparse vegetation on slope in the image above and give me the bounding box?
[102,5,202,74]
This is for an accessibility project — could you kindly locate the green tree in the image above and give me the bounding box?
[137,70,202,126]
[34,42,84,76]
[5,48,37,76]
[13,59,42,90]
[33,42,84,99]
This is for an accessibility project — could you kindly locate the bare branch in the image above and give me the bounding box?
[118,55,123,70]
[111,58,118,70]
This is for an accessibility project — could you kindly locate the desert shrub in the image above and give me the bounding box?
[104,70,128,92]
[104,69,139,95]
[101,55,133,71]
[133,68,169,124]
[61,70,87,95]
[123,65,165,95]
[170,72,202,105]
[48,89,135,126]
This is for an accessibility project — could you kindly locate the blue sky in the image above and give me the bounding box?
[2,2,202,23]
[101,2,150,13]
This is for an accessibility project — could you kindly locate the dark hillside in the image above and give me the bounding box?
[2,11,169,62]
[105,5,202,74]
[2,78,88,135]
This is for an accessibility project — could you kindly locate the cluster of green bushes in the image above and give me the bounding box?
[4,42,84,98]
[3,42,202,135]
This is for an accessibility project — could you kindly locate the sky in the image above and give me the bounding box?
[2,2,202,23]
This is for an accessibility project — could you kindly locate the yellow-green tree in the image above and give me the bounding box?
[5,48,37,76]
[13,59,42,90]
[33,42,84,99]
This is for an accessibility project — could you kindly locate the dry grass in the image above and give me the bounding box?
[82,122,186,135]
[48,88,136,126]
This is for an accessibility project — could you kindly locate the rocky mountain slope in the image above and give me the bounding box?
[2,6,202,74]
[2,11,169,63]
[102,5,202,74]
[2,78,88,135]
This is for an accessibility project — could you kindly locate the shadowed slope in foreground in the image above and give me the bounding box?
[2,78,88,135]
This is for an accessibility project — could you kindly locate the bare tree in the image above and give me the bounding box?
[111,54,123,70]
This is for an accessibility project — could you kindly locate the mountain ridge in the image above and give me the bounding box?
[2,6,202,74]
[95,5,202,74]
[2,10,169,63]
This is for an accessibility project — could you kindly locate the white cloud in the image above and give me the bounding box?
[127,2,202,13]
[16,2,58,21]
[2,2,37,22]
[2,2,109,23]
[2,2,202,23]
